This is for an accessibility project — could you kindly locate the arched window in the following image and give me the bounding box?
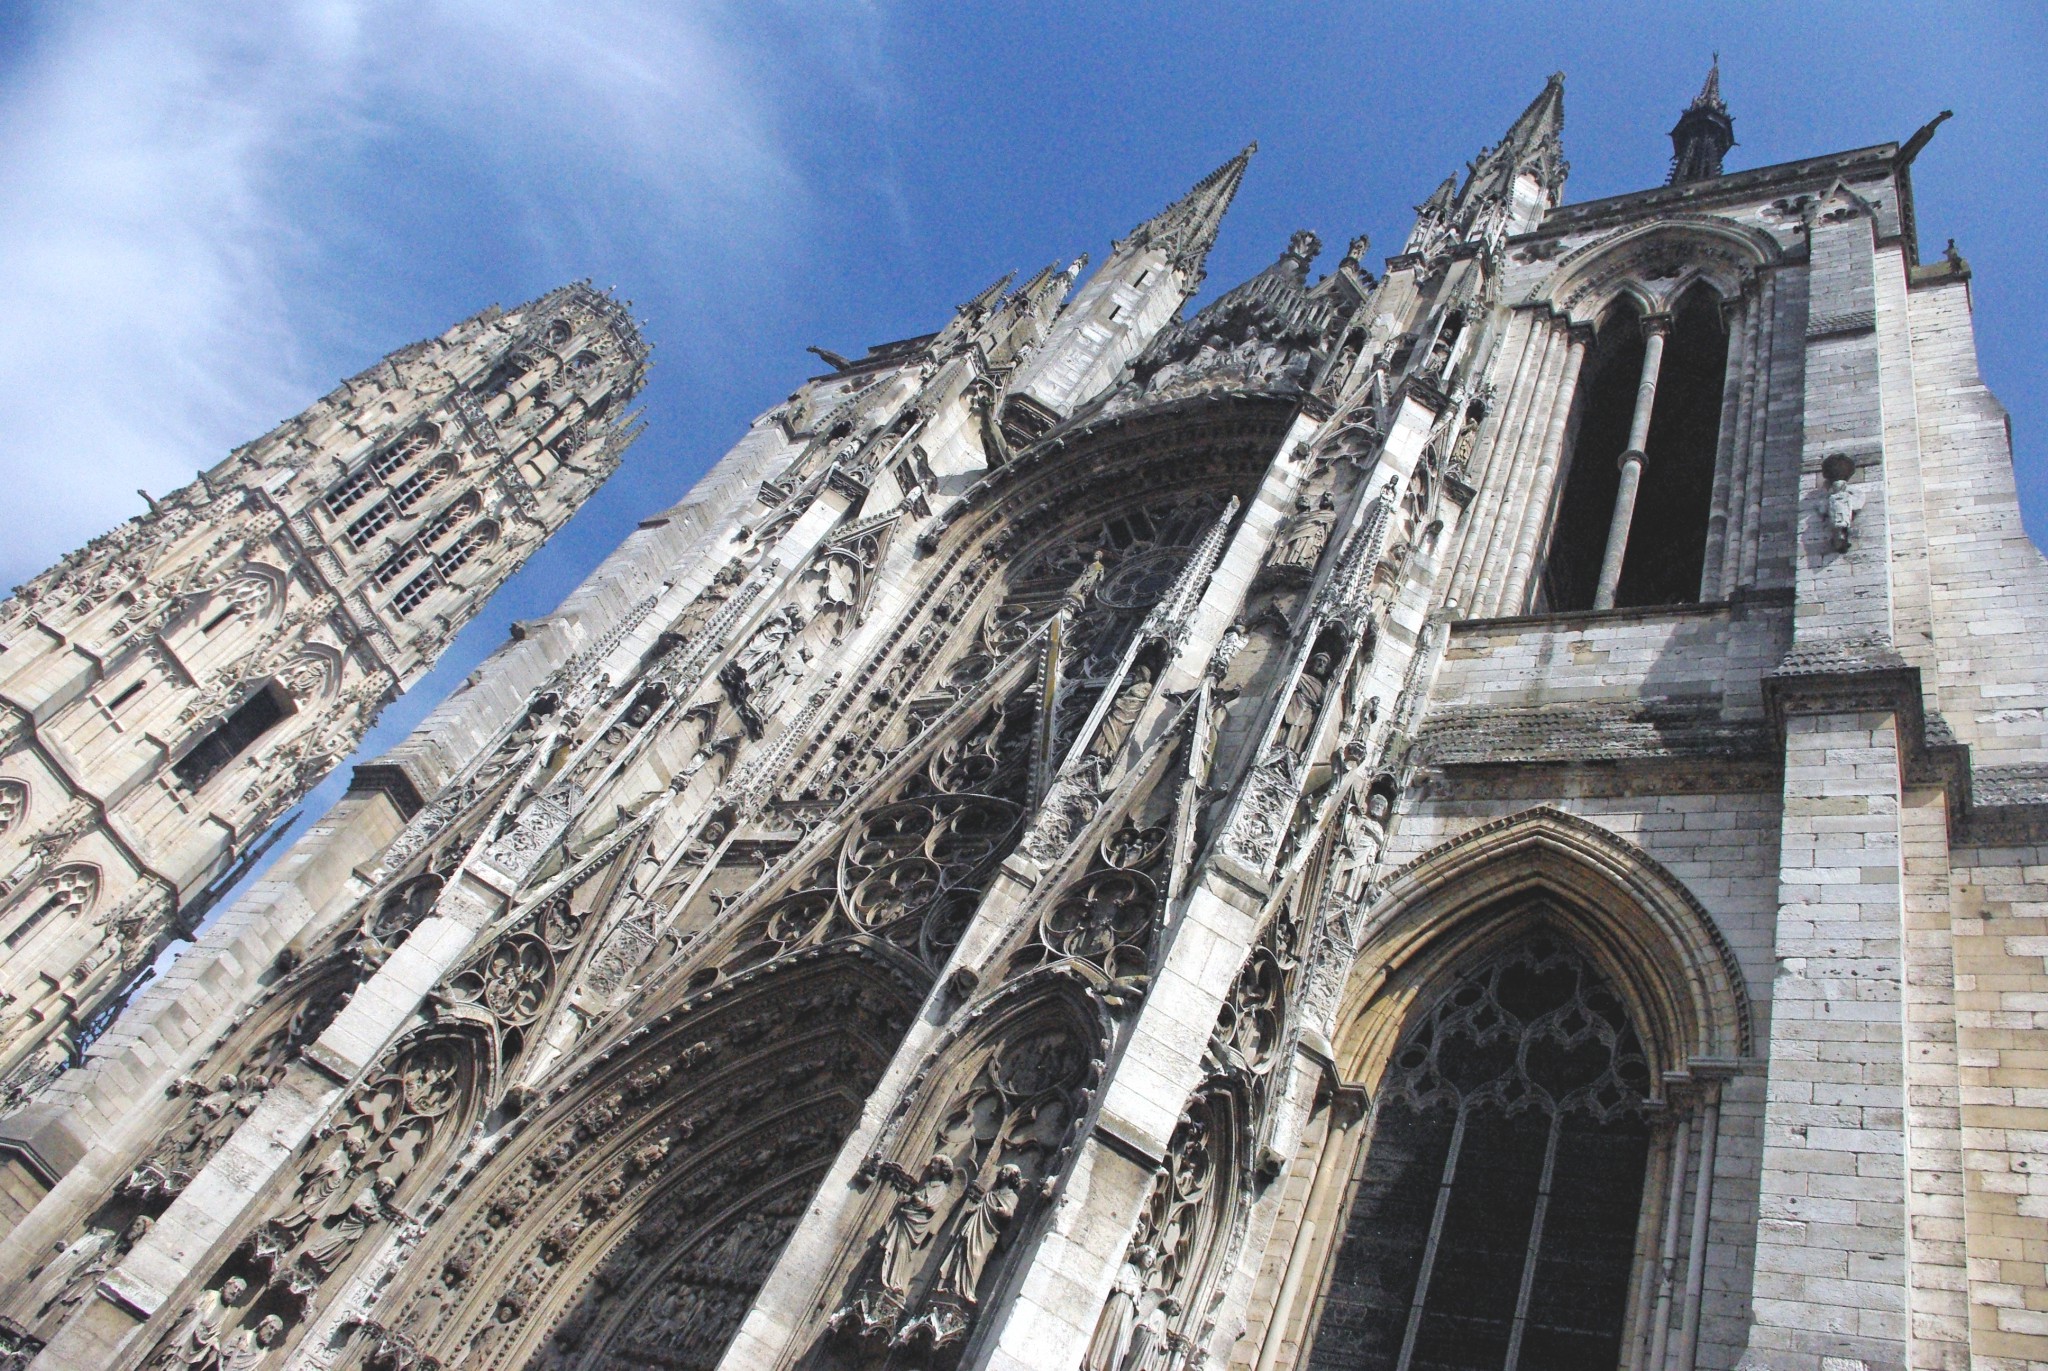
[1540,282,1729,612]
[172,684,294,791]
[4,865,99,950]
[323,424,440,518]
[1308,933,1654,1371]
[389,521,498,618]
[0,779,27,835]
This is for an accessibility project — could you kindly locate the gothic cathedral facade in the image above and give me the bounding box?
[3,69,2044,1371]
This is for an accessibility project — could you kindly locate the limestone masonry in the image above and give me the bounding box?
[0,66,2042,1371]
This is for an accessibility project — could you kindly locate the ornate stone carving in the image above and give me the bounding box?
[833,1023,1091,1350]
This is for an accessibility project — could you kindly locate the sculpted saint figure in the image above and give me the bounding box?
[217,1315,281,1371]
[1090,666,1154,762]
[1272,492,1336,571]
[153,1276,246,1369]
[1281,653,1333,760]
[1064,550,1108,609]
[1083,1243,1159,1371]
[933,1165,1023,1305]
[1826,470,1864,552]
[298,1185,381,1283]
[878,1155,957,1297]
[38,1214,150,1319]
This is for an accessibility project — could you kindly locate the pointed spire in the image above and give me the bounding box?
[960,271,1016,317]
[1504,71,1567,155]
[1693,54,1724,111]
[1458,73,1568,214]
[1123,142,1257,288]
[1669,56,1736,184]
[1417,175,1458,219]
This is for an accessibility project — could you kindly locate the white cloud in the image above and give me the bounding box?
[0,0,828,588]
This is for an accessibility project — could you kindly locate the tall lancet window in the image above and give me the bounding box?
[1540,284,1729,611]
[1307,933,1654,1371]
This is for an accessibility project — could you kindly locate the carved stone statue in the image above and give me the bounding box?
[932,1164,1022,1306]
[878,1154,957,1297]
[1281,653,1333,761]
[1449,412,1481,471]
[1090,667,1154,762]
[296,1184,381,1285]
[1823,454,1864,552]
[216,1315,281,1371]
[1084,1243,1158,1371]
[1065,550,1109,609]
[1271,492,1336,572]
[152,1276,246,1369]
[36,1215,150,1319]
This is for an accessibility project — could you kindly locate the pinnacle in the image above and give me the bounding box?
[1692,54,1726,111]
[1126,142,1258,287]
[1505,71,1567,149]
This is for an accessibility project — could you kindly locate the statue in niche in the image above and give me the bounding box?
[270,1145,349,1250]
[879,1154,958,1301]
[35,1214,151,1320]
[720,604,809,735]
[1822,453,1863,552]
[1065,549,1109,609]
[811,553,859,627]
[1084,1243,1159,1371]
[292,1183,381,1288]
[216,1315,281,1371]
[925,1162,1023,1326]
[152,1276,246,1369]
[1448,412,1481,473]
[1271,492,1336,573]
[1089,666,1154,763]
[1280,653,1333,762]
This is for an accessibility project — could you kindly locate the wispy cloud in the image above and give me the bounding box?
[0,0,842,588]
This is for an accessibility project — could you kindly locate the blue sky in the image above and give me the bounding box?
[2,1,2043,899]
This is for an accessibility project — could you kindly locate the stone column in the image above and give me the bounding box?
[1592,314,1671,611]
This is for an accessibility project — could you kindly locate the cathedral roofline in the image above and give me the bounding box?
[1532,140,1902,235]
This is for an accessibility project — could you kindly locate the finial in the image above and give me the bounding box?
[1283,230,1323,268]
[1668,58,1736,184]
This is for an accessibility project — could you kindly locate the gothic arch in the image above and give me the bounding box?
[1333,806,1751,1095]
[148,1023,491,1368]
[1530,214,1781,329]
[353,945,922,1371]
[1,863,99,954]
[16,950,364,1344]
[810,973,1113,1363]
[0,777,27,835]
[187,562,289,636]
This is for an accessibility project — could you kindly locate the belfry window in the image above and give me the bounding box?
[1307,933,1654,1371]
[1540,285,1728,612]
[172,684,292,791]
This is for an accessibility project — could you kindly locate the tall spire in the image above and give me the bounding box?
[1669,56,1735,184]
[1121,142,1257,288]
[1459,73,1568,217]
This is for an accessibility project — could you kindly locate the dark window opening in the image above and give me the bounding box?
[105,680,146,711]
[172,686,292,791]
[1306,933,1653,1371]
[1540,286,1729,612]
[201,607,237,635]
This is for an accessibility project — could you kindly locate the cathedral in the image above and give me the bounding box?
[0,65,2042,1371]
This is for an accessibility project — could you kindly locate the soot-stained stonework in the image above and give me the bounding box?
[6,66,2048,1371]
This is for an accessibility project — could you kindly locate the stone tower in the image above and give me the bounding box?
[0,284,645,1094]
[7,68,2048,1371]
